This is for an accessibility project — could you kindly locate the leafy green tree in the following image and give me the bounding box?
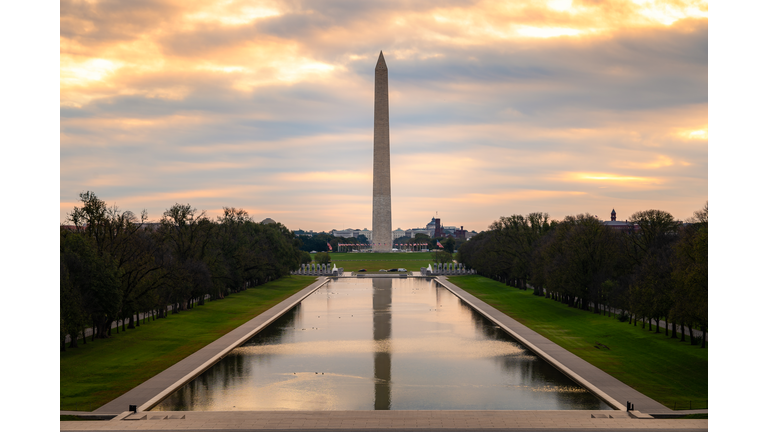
[61,192,307,350]
[623,209,679,330]
[60,229,121,340]
[628,244,674,331]
[60,259,86,350]
[158,204,215,313]
[459,231,506,281]
[314,251,331,265]
[218,207,251,224]
[441,237,456,253]
[627,209,679,259]
[536,214,620,311]
[210,207,255,298]
[67,191,163,331]
[414,233,430,242]
[328,236,353,252]
[214,216,303,292]
[488,212,553,292]
[671,203,708,347]
[299,233,335,252]
[432,249,453,264]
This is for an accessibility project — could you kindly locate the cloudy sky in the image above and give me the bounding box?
[59,0,708,232]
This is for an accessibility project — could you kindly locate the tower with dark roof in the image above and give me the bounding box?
[611,209,617,221]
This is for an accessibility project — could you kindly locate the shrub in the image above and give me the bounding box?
[315,251,331,265]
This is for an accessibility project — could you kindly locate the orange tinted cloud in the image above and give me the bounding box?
[565,172,661,183]
[60,0,708,229]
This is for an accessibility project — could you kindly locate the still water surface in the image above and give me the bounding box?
[153,278,610,411]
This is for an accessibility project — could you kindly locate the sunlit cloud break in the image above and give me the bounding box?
[565,173,662,184]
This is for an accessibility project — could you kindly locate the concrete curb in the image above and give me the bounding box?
[434,277,626,412]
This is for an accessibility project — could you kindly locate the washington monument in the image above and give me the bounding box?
[372,51,392,252]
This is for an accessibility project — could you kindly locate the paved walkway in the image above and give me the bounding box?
[61,410,707,431]
[435,277,672,414]
[93,277,330,414]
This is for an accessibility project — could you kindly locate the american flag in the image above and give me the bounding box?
[327,242,332,251]
[436,240,444,248]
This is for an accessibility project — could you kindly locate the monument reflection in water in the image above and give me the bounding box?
[153,278,611,411]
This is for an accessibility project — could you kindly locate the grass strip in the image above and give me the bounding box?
[448,275,707,410]
[60,276,318,411]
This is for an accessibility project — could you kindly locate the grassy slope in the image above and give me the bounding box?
[448,275,707,410]
[60,276,318,411]
[313,252,439,272]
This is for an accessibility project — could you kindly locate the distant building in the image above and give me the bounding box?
[293,229,322,237]
[402,216,472,239]
[426,217,441,237]
[331,229,357,238]
[454,226,468,240]
[601,209,639,233]
[331,228,372,242]
[405,228,430,238]
[434,218,444,238]
[443,225,458,237]
[261,218,276,225]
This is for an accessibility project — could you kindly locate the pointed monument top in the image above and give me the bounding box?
[376,51,387,70]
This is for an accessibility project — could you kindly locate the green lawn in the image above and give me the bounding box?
[312,252,440,272]
[60,276,318,411]
[447,275,708,410]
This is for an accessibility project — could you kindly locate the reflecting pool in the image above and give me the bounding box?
[153,278,611,411]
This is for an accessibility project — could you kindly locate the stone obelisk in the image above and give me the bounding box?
[372,51,392,252]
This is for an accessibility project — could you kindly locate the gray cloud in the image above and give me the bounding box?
[61,0,184,45]
[60,2,707,228]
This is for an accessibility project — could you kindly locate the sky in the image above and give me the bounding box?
[60,0,708,233]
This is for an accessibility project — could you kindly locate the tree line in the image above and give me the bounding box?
[296,233,368,253]
[60,192,307,351]
[458,204,708,347]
